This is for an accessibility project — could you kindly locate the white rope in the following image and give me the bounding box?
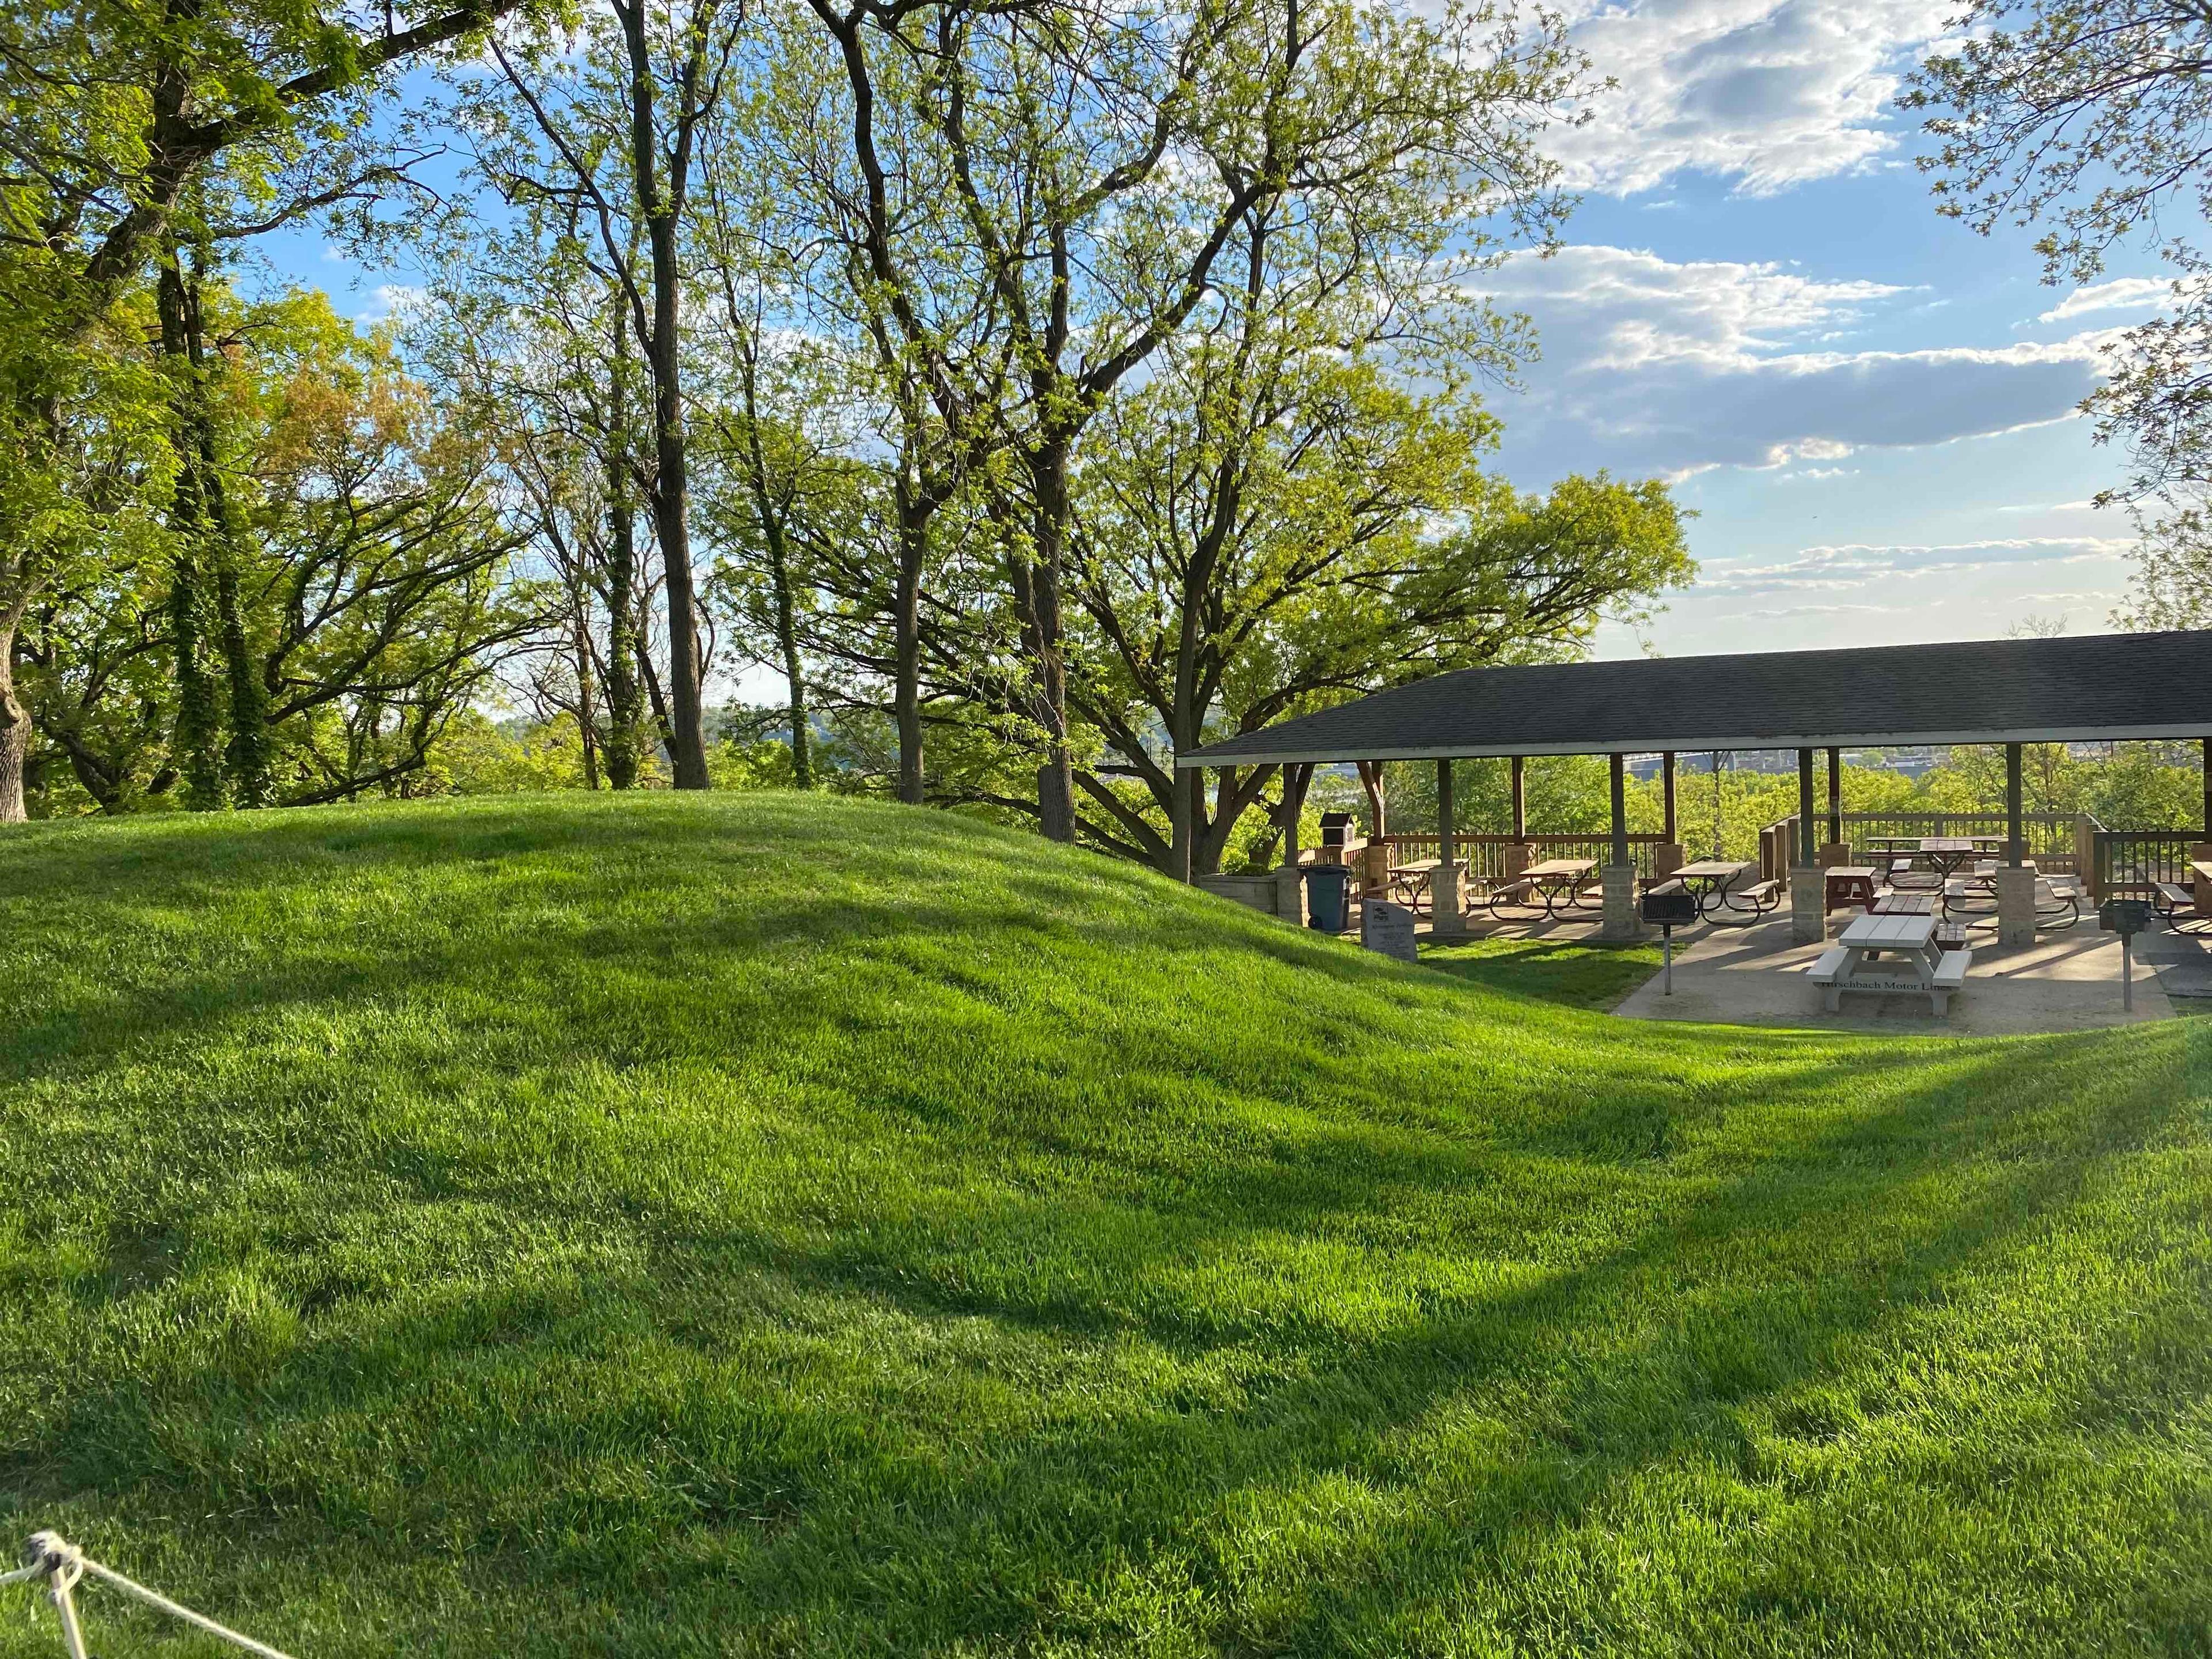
[11,1532,295,1659]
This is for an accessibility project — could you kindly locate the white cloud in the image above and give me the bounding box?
[1482,245,2109,479]
[1556,0,1951,196]
[2035,276,2172,323]
[1698,537,2130,599]
[358,282,425,323]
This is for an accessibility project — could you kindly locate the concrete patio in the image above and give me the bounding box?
[1611,914,2185,1036]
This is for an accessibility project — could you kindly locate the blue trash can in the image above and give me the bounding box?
[1303,863,1351,932]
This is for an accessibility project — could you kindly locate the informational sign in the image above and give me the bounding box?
[1362,900,1419,963]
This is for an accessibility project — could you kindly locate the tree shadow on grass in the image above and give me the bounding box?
[8,1006,2202,1653]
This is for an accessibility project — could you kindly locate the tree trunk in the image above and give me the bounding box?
[177,253,272,809]
[603,397,643,790]
[571,602,601,790]
[772,536,812,790]
[156,245,225,810]
[619,0,711,791]
[1357,760,1388,840]
[738,345,813,792]
[1028,435,1075,841]
[0,628,28,823]
[893,474,927,805]
[644,309,710,790]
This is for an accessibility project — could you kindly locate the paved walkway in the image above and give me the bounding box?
[1613,915,2178,1036]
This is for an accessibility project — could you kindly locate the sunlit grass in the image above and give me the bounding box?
[0,791,2206,1656]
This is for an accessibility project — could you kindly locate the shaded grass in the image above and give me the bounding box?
[1418,933,1663,1011]
[0,791,2206,1656]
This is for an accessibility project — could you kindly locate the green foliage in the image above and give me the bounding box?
[428,710,600,795]
[1922,741,2206,829]
[0,794,2206,1653]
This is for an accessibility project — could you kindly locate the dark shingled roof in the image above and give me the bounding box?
[1176,630,2212,766]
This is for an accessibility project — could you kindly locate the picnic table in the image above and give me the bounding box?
[1823,865,1878,914]
[1488,855,1599,919]
[1386,858,1465,917]
[1872,892,1934,916]
[1809,911,1973,1016]
[1668,858,1744,916]
[1878,836,1996,889]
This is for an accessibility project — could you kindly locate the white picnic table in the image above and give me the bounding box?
[1810,911,1973,1016]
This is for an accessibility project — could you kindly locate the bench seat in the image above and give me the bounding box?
[1932,949,1972,989]
[1808,945,1850,985]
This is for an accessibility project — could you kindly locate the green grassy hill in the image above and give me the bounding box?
[1,793,2207,1656]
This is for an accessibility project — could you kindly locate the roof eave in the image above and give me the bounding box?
[1175,723,2212,768]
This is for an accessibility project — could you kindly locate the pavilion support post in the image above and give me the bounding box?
[2194,736,2211,916]
[1822,745,1847,865]
[1433,757,1465,937]
[1274,764,1311,926]
[1995,741,2036,946]
[1603,752,1642,941]
[1504,755,1532,880]
[1791,747,1825,945]
[1654,753,1683,878]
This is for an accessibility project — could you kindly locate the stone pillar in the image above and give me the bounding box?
[1790,865,1826,945]
[1995,863,2036,945]
[1653,842,1685,878]
[1431,862,1467,938]
[1274,864,1307,926]
[2195,840,2212,918]
[1817,842,1853,869]
[1601,863,1643,941]
[1356,840,1392,898]
[1503,841,1533,880]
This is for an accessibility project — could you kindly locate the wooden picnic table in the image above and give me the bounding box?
[1878,836,1994,885]
[1824,865,1878,914]
[1872,892,1935,915]
[1511,855,1599,919]
[1812,911,1972,1016]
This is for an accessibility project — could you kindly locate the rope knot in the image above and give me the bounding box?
[21,1531,85,1592]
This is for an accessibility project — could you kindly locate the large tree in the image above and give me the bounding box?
[1070,346,1692,872]
[794,0,1587,839]
[0,0,534,819]
[473,0,747,789]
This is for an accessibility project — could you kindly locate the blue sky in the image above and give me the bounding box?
[273,1,2172,667]
[1495,0,2169,660]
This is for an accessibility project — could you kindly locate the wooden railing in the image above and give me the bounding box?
[1757,812,2082,884]
[1376,832,1669,881]
[2090,829,2202,900]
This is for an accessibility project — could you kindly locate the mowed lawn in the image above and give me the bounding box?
[1,793,2207,1657]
